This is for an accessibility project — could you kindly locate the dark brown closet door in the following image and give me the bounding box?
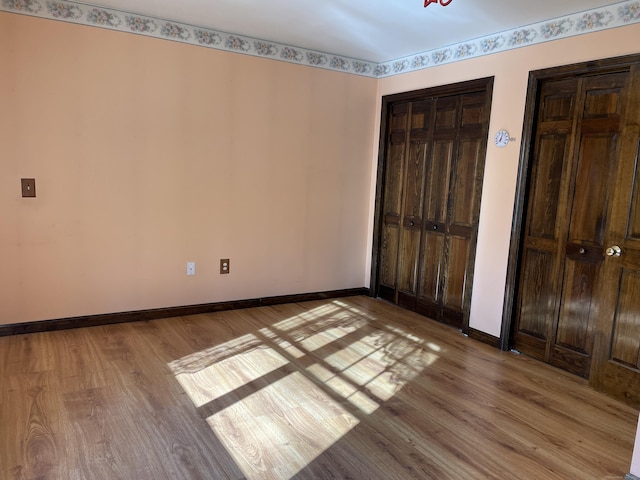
[513,63,640,403]
[590,64,640,404]
[379,99,435,307]
[396,100,433,310]
[378,102,410,300]
[416,92,488,327]
[375,78,492,331]
[512,78,578,369]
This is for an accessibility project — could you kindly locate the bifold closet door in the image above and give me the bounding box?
[376,79,492,331]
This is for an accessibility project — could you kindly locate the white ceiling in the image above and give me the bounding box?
[79,0,621,63]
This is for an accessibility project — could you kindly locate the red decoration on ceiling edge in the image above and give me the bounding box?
[425,0,453,6]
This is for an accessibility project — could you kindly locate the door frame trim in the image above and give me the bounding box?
[500,53,640,351]
[370,76,494,333]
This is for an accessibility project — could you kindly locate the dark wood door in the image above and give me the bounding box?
[416,92,488,327]
[590,64,640,404]
[513,60,640,404]
[375,79,492,330]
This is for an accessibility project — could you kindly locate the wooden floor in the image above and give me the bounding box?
[1,296,638,480]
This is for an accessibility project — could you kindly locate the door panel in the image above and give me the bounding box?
[568,134,616,245]
[417,138,453,317]
[416,92,488,328]
[516,248,557,359]
[427,141,453,223]
[528,133,568,239]
[547,77,624,377]
[397,102,432,305]
[514,78,579,360]
[419,231,444,302]
[380,224,399,289]
[591,65,640,405]
[610,270,640,367]
[628,149,640,238]
[435,97,458,130]
[378,103,409,302]
[513,59,640,406]
[552,258,599,377]
[376,78,493,332]
[403,141,428,220]
[451,140,482,227]
[444,235,469,310]
[597,253,640,404]
[514,70,630,377]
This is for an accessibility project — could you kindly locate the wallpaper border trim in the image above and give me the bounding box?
[1,0,639,77]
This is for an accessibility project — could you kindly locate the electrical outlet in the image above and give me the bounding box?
[187,262,196,276]
[220,259,230,274]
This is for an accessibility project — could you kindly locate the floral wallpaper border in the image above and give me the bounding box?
[1,0,639,78]
[376,0,640,77]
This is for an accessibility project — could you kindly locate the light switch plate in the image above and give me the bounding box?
[21,178,36,197]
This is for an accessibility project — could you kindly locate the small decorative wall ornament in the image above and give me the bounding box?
[424,0,452,7]
[494,129,516,148]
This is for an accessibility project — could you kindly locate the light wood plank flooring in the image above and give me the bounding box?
[1,296,637,479]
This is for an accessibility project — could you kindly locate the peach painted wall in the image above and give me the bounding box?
[3,11,640,335]
[374,23,640,337]
[0,12,378,324]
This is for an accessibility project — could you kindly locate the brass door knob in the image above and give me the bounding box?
[605,245,622,257]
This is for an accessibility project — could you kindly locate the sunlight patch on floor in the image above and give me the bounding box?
[169,300,441,479]
[270,303,345,336]
[170,333,289,408]
[306,362,380,414]
[207,371,358,479]
[259,326,307,359]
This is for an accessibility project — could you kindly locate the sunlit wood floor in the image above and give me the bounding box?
[1,296,638,479]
